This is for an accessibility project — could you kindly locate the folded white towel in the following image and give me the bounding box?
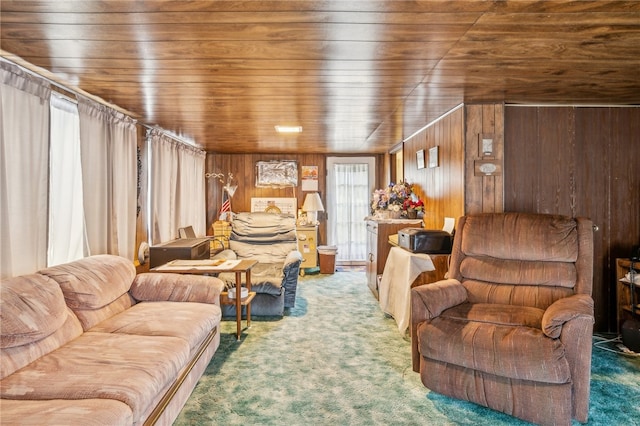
[623,270,640,284]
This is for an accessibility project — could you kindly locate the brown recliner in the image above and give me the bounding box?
[411,212,594,426]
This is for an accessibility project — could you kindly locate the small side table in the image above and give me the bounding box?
[152,259,258,340]
[296,225,318,274]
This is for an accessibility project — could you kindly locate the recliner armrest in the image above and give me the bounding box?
[212,249,237,260]
[284,250,303,269]
[411,278,466,372]
[282,250,303,309]
[541,293,594,339]
[412,278,467,321]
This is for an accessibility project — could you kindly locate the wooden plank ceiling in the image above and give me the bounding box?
[1,1,639,154]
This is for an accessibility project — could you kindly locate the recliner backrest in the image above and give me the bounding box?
[447,213,593,309]
[230,212,298,264]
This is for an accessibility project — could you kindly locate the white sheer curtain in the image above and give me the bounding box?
[331,163,371,261]
[177,143,206,236]
[108,109,137,260]
[147,128,206,244]
[78,98,137,260]
[48,94,86,266]
[0,61,51,277]
[148,129,179,244]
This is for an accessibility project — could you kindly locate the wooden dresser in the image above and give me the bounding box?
[365,218,423,299]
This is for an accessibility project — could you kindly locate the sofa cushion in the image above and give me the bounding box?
[0,331,190,422]
[0,274,68,349]
[39,254,135,310]
[39,255,137,331]
[131,272,224,304]
[1,308,83,380]
[89,301,221,352]
[418,315,570,384]
[0,398,133,426]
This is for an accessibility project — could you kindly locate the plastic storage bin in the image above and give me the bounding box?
[318,245,338,274]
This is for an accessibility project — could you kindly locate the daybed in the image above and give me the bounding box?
[0,254,224,426]
[216,212,302,317]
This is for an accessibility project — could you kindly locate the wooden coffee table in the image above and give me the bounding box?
[152,259,258,340]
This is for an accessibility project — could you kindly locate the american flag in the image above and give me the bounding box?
[219,190,231,220]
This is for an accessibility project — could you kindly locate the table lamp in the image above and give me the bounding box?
[302,192,324,225]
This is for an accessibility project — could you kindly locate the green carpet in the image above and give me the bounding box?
[174,271,640,425]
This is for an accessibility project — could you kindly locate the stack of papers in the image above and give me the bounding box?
[157,259,241,270]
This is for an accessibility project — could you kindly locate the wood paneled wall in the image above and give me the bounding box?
[465,104,504,214]
[403,106,465,230]
[504,106,640,332]
[205,153,385,246]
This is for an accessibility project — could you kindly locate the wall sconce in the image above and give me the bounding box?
[302,192,324,225]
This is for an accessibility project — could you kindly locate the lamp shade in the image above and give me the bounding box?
[302,192,324,212]
[302,192,324,224]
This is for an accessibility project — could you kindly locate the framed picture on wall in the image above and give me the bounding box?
[428,146,439,168]
[255,160,298,187]
[416,150,425,169]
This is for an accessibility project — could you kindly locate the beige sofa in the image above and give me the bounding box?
[0,254,225,425]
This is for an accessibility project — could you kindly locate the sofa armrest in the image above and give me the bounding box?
[130,273,225,305]
[282,250,303,308]
[411,278,467,372]
[541,293,594,339]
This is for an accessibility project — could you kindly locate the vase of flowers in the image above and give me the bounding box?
[402,196,424,219]
[371,180,422,219]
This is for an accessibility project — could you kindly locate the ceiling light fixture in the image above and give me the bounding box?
[275,125,303,133]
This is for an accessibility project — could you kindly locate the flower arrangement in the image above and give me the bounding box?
[371,180,423,217]
[402,196,424,212]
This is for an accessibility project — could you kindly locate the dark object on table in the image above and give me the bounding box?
[398,228,452,254]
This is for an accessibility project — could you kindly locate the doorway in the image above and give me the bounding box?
[326,157,376,265]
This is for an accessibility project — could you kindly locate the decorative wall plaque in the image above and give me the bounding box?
[255,160,298,187]
[474,160,502,176]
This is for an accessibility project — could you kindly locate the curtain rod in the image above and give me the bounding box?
[142,123,204,151]
[3,53,202,150]
[0,54,204,149]
[1,52,138,119]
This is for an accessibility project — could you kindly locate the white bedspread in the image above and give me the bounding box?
[378,246,435,334]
